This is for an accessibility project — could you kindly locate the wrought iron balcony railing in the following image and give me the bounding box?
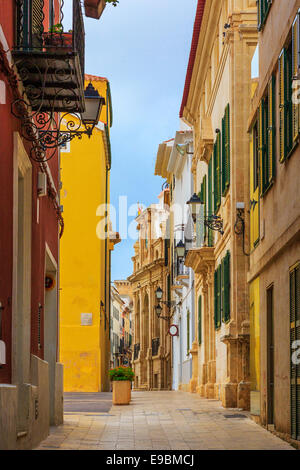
[133,343,140,360]
[13,0,85,113]
[152,338,160,357]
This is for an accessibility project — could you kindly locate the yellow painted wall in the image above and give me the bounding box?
[250,277,260,392]
[59,77,112,392]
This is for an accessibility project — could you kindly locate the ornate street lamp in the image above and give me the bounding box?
[186,193,224,235]
[155,287,163,301]
[81,82,106,137]
[186,193,202,223]
[155,304,163,318]
[154,286,181,321]
[175,240,185,259]
[11,82,106,162]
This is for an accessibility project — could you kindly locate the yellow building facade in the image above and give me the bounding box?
[59,75,114,392]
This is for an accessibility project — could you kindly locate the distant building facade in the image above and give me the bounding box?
[128,192,172,390]
[155,127,195,391]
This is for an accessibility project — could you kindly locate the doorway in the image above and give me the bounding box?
[44,247,58,425]
[266,285,274,425]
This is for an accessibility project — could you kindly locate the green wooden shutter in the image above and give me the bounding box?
[208,157,213,247]
[221,257,225,322]
[203,175,207,242]
[198,296,202,345]
[221,104,230,196]
[286,46,293,155]
[268,75,276,184]
[292,13,300,142]
[213,141,218,212]
[290,264,300,440]
[279,49,287,162]
[258,0,271,30]
[225,104,230,191]
[217,264,221,328]
[224,251,230,322]
[213,134,221,211]
[258,101,264,195]
[214,270,218,329]
[214,264,221,330]
[262,96,269,192]
[217,132,221,209]
[258,0,263,30]
[221,115,226,196]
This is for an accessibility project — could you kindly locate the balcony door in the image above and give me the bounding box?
[17,0,44,49]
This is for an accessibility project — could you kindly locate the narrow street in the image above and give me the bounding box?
[35,392,293,450]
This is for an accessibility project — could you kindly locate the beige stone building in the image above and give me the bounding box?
[180,0,258,409]
[247,0,300,443]
[128,191,172,390]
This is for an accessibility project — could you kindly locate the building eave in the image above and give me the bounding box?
[179,0,206,119]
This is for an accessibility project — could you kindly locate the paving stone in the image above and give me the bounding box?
[34,391,295,450]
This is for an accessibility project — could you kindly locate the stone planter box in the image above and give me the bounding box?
[112,381,131,405]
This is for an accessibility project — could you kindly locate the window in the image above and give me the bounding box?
[214,264,221,329]
[199,175,207,242]
[258,75,276,195]
[214,251,230,329]
[213,104,230,212]
[250,122,260,249]
[290,263,300,440]
[208,157,214,247]
[221,104,230,196]
[221,251,230,323]
[113,306,119,320]
[278,14,300,163]
[292,12,300,144]
[253,122,259,192]
[258,0,272,31]
[213,132,221,212]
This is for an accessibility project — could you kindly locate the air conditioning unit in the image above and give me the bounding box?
[37,172,47,197]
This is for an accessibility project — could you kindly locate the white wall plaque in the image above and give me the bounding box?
[0,80,5,105]
[81,313,93,326]
[0,340,6,365]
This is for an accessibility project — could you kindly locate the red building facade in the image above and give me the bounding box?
[0,0,88,449]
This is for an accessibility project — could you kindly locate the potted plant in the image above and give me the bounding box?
[43,24,73,53]
[109,366,134,405]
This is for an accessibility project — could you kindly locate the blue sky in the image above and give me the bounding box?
[82,0,197,282]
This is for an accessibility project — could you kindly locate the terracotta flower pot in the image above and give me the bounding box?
[43,32,73,53]
[112,380,131,405]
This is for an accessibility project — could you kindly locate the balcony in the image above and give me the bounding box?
[152,338,160,357]
[184,246,215,274]
[13,0,85,113]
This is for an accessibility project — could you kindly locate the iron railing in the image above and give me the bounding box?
[134,343,140,360]
[152,338,160,357]
[73,0,85,81]
[15,0,85,79]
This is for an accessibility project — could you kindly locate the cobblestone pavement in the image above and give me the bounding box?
[36,391,293,450]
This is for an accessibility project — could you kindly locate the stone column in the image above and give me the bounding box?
[205,265,216,399]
